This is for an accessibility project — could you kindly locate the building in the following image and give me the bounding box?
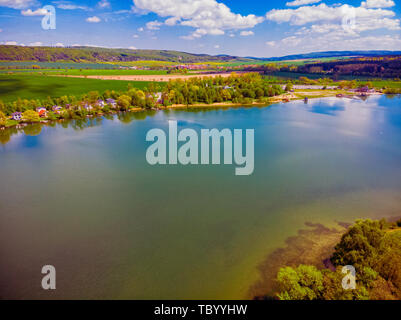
[11,112,22,121]
[84,104,93,111]
[52,106,62,114]
[106,98,117,108]
[355,86,375,94]
[36,107,48,118]
[96,100,105,108]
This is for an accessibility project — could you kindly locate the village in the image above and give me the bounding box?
[5,82,383,125]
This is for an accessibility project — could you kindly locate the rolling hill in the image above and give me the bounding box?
[0,45,253,64]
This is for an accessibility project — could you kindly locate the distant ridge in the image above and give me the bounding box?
[0,45,400,63]
[0,45,252,63]
[249,50,401,61]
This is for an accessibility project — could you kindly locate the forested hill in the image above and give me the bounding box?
[0,45,252,63]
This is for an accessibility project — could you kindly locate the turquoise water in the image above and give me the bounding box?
[1,95,401,299]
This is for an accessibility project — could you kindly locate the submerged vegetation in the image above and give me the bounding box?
[273,219,401,300]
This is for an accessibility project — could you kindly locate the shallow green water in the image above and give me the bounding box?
[1,95,401,299]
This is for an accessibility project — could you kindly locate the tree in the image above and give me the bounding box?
[331,219,386,271]
[22,110,40,123]
[285,83,293,92]
[117,95,132,111]
[276,265,324,300]
[0,110,6,127]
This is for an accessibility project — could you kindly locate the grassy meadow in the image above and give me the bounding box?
[0,74,157,102]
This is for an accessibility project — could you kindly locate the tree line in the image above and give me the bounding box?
[0,73,284,127]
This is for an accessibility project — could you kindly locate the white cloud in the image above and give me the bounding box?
[361,0,395,8]
[86,16,101,23]
[4,41,18,45]
[165,17,180,26]
[55,1,89,10]
[214,44,220,49]
[240,30,254,36]
[286,0,321,7]
[265,3,400,32]
[268,29,401,56]
[98,0,111,9]
[146,20,163,30]
[264,2,401,56]
[133,34,139,38]
[55,43,64,47]
[137,27,144,32]
[29,41,43,46]
[129,46,137,49]
[133,0,264,39]
[21,8,48,16]
[0,0,36,9]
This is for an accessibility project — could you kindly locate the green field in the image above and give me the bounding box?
[0,75,158,102]
[368,80,401,89]
[218,57,349,67]
[0,61,117,69]
[52,69,168,76]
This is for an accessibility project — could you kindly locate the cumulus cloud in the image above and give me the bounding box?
[286,0,321,7]
[98,0,111,9]
[240,30,254,36]
[146,20,163,30]
[86,16,101,23]
[266,3,397,26]
[0,0,36,9]
[21,8,48,16]
[361,0,395,8]
[55,43,64,47]
[133,0,264,39]
[264,2,400,56]
[54,1,90,10]
[29,41,43,46]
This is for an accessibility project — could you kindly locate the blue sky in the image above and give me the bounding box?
[0,0,400,57]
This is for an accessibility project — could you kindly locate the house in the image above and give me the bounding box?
[106,98,117,108]
[84,104,93,111]
[356,86,375,94]
[36,107,48,118]
[52,105,62,114]
[96,100,105,108]
[155,92,163,104]
[11,112,22,121]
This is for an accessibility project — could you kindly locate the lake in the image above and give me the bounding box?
[1,95,401,299]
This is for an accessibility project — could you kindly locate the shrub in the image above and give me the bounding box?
[22,110,40,123]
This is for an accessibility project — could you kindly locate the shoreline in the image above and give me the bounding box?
[0,91,388,132]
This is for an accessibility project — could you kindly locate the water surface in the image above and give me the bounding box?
[1,95,401,299]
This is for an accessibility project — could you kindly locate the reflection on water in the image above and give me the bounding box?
[0,110,159,145]
[1,95,401,300]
